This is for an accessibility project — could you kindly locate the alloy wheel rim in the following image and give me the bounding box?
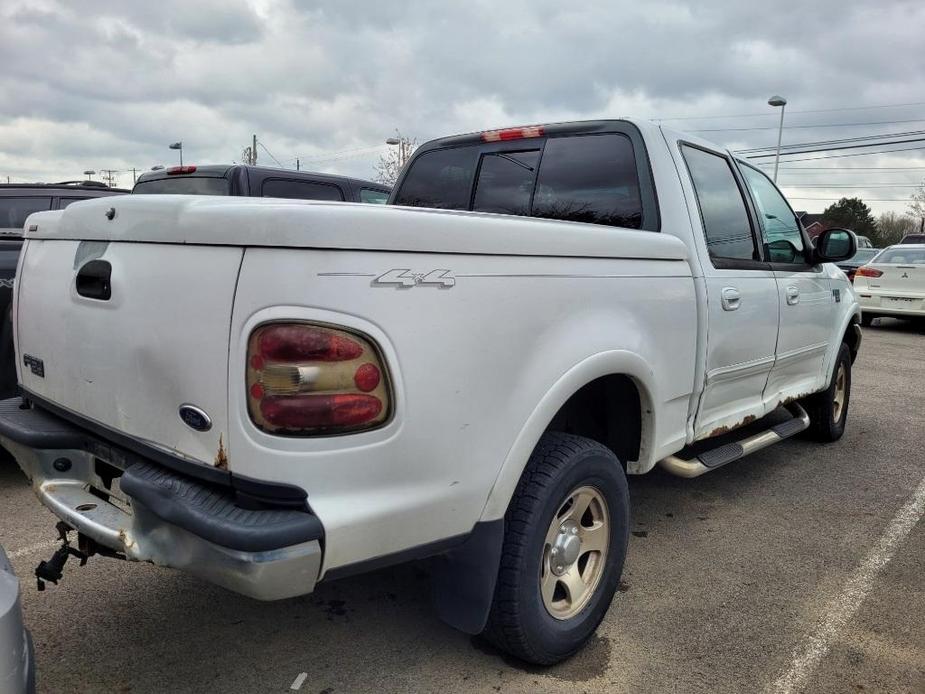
[833,363,847,423]
[540,485,610,620]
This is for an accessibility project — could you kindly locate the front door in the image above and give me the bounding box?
[738,163,835,404]
[679,144,780,439]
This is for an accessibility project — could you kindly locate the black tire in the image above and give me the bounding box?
[861,314,874,327]
[802,342,852,442]
[481,432,629,665]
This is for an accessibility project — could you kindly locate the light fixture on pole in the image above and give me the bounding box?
[768,95,787,183]
[168,141,183,166]
[385,136,406,167]
[83,170,96,181]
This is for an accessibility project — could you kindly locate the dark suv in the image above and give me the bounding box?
[0,182,127,399]
[133,165,391,203]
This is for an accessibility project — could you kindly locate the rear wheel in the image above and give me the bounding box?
[802,342,851,442]
[481,432,629,665]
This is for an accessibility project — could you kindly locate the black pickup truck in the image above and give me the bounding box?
[133,164,391,203]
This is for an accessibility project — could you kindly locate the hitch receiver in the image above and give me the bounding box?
[34,522,88,591]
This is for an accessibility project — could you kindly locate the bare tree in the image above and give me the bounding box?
[375,131,417,185]
[876,211,918,246]
[909,179,925,231]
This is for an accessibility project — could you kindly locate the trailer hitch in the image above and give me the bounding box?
[35,522,88,591]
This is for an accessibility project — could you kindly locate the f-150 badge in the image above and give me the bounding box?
[373,269,455,288]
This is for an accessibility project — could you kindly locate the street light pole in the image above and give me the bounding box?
[768,95,787,183]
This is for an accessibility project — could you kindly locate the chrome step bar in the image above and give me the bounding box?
[659,404,811,479]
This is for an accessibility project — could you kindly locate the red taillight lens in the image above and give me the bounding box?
[855,266,883,279]
[167,165,198,175]
[247,323,390,435]
[261,394,382,429]
[480,125,545,142]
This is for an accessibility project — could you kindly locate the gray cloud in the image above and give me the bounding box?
[1,0,923,213]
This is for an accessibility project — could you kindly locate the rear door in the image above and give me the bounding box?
[16,202,242,468]
[678,144,779,438]
[738,163,835,403]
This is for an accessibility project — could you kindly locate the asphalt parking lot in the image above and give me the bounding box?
[1,320,923,694]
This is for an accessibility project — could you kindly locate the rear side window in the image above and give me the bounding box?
[532,134,642,228]
[0,196,52,229]
[394,147,478,210]
[262,178,344,202]
[681,146,757,262]
[473,150,540,215]
[360,189,389,204]
[133,177,230,195]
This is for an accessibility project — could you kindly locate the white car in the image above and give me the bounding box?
[0,119,859,665]
[854,244,925,325]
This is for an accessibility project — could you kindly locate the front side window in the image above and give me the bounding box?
[473,150,540,215]
[532,134,642,228]
[0,196,53,230]
[359,189,389,204]
[739,164,805,264]
[262,179,344,201]
[681,146,757,262]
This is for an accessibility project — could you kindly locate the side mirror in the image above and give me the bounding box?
[814,228,857,263]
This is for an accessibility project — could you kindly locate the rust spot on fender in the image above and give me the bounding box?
[214,434,228,470]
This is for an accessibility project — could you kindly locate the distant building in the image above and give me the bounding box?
[795,211,826,238]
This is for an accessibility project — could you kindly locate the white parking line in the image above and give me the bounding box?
[769,473,925,694]
[7,540,57,560]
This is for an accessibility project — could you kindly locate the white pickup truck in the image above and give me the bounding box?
[0,119,861,665]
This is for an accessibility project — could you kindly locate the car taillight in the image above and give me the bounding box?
[247,323,391,435]
[480,125,545,142]
[167,165,197,175]
[855,266,883,279]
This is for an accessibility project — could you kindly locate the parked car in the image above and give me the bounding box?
[0,183,127,400]
[836,247,880,282]
[0,544,35,694]
[133,165,390,204]
[0,119,859,666]
[900,232,925,244]
[854,244,925,325]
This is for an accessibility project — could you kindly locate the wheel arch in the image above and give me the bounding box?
[478,350,657,523]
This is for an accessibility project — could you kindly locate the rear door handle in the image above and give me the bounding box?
[721,287,741,311]
[786,285,800,305]
[76,260,112,301]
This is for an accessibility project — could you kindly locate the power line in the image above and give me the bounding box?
[738,129,925,155]
[749,145,925,163]
[658,100,925,122]
[692,118,925,133]
[745,138,925,159]
[257,141,284,168]
[787,196,912,202]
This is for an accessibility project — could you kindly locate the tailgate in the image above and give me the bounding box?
[16,238,242,467]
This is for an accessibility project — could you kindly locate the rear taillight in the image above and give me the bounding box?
[167,165,197,175]
[855,266,883,279]
[247,323,391,435]
[480,125,545,142]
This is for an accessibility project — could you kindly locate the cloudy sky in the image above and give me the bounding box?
[2,0,924,215]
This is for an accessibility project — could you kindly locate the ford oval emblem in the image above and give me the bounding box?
[179,404,212,432]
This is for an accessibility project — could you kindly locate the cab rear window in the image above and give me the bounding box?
[133,177,230,195]
[395,133,645,229]
[0,196,52,230]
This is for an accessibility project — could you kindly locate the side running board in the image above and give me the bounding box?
[658,404,810,479]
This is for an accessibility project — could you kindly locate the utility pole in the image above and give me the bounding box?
[296,158,300,171]
[132,168,137,184]
[99,169,118,188]
[252,134,257,165]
